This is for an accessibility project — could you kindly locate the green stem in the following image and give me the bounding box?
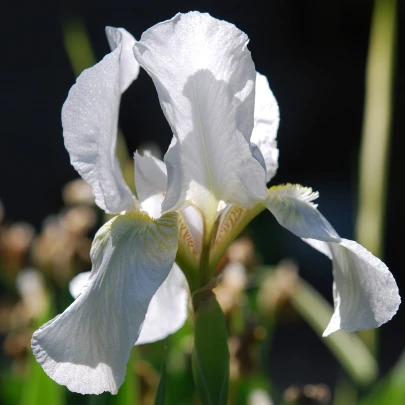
[192,291,229,405]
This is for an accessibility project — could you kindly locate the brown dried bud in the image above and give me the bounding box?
[62,179,94,206]
[257,260,299,316]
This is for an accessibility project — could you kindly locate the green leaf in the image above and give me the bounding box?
[192,291,229,405]
[87,394,108,405]
[358,350,405,405]
[154,361,167,405]
[0,373,24,405]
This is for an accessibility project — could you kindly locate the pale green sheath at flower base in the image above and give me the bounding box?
[31,12,400,397]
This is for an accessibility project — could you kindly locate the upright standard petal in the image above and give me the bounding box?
[251,73,280,183]
[62,27,139,214]
[32,212,178,394]
[134,151,167,202]
[134,12,267,219]
[106,27,140,92]
[266,184,400,335]
[134,152,204,260]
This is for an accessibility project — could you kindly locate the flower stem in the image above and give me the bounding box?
[192,291,229,405]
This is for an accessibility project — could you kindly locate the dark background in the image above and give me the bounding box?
[1,0,404,391]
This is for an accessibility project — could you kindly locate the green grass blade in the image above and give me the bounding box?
[358,351,405,405]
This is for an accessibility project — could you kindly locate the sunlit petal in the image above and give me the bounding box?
[134,150,167,202]
[106,27,140,92]
[302,238,333,259]
[32,212,178,394]
[69,265,188,346]
[68,271,91,299]
[136,264,189,344]
[62,27,139,214]
[134,12,267,218]
[251,73,280,183]
[267,184,340,242]
[141,194,165,219]
[266,184,400,335]
[323,240,400,336]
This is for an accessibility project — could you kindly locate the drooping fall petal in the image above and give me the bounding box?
[266,184,340,242]
[68,264,189,346]
[324,239,400,336]
[32,212,178,394]
[266,183,400,335]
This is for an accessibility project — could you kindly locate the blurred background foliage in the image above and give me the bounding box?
[1,0,404,404]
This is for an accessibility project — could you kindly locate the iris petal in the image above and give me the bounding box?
[266,184,400,335]
[136,264,189,344]
[251,73,280,183]
[32,212,178,394]
[323,239,400,336]
[62,27,138,214]
[134,151,167,202]
[134,12,267,218]
[68,265,188,346]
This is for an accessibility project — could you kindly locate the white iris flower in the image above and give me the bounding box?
[32,12,400,395]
